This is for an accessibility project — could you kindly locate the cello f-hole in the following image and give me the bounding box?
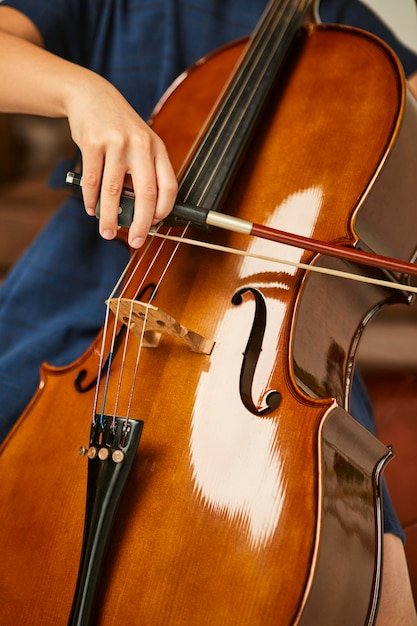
[232,286,281,415]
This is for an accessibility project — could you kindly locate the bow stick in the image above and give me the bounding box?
[66,171,417,285]
[168,202,417,279]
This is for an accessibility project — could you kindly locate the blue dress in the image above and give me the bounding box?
[1,0,416,539]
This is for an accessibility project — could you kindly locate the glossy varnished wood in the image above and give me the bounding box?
[0,24,414,625]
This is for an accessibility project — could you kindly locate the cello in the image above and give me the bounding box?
[1,0,417,623]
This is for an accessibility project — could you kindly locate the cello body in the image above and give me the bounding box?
[1,21,417,626]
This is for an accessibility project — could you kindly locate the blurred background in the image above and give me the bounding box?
[364,0,417,52]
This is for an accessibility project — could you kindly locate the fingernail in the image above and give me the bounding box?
[102,229,116,240]
[130,237,145,248]
[86,207,96,217]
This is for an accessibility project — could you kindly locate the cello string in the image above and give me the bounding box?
[97,222,190,424]
[151,231,417,294]
[109,225,182,422]
[91,248,140,425]
[93,230,170,425]
[123,228,189,422]
[109,294,142,425]
[116,224,189,417]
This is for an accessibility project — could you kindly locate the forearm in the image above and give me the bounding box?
[0,28,101,119]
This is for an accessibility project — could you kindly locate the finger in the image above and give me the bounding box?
[128,166,158,248]
[153,148,178,223]
[128,145,177,248]
[98,157,128,240]
[80,151,104,218]
[125,129,161,247]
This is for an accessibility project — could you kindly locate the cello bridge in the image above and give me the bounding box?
[107,298,214,355]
